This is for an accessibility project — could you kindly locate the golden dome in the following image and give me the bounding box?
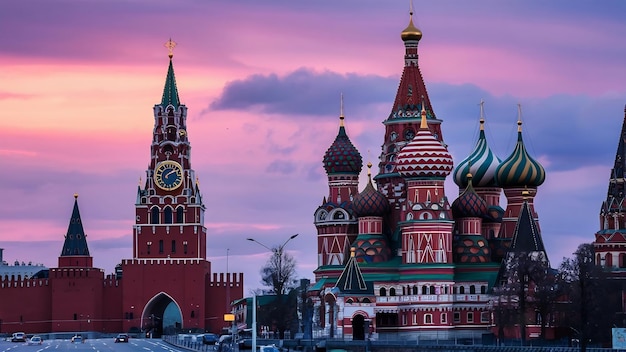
[401,13,422,41]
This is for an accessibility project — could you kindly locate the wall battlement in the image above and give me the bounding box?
[122,258,207,266]
[209,272,243,286]
[0,276,49,288]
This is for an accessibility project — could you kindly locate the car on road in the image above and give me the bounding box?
[202,333,218,345]
[115,333,129,343]
[11,332,26,342]
[71,335,83,343]
[28,336,43,345]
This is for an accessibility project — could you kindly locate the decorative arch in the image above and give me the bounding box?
[164,206,174,224]
[141,291,183,337]
[331,209,349,221]
[176,206,184,223]
[150,206,160,224]
[352,314,366,340]
[315,209,329,222]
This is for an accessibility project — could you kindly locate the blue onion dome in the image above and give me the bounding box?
[401,11,422,42]
[353,235,391,264]
[495,116,546,188]
[451,174,488,218]
[453,112,501,188]
[323,112,363,175]
[396,106,453,178]
[454,235,491,263]
[353,163,389,217]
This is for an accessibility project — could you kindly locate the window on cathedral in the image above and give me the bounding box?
[429,285,435,295]
[379,288,387,296]
[164,207,173,224]
[362,298,371,303]
[481,312,490,323]
[176,207,184,223]
[172,240,176,253]
[459,286,465,294]
[147,242,151,255]
[424,314,433,324]
[151,207,160,224]
[421,286,427,295]
[441,313,447,323]
[481,285,487,294]
[159,240,164,254]
[469,285,476,294]
[184,241,188,254]
[453,312,460,323]
[413,286,418,295]
[467,312,474,323]
[401,314,407,326]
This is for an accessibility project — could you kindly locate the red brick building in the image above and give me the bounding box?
[0,45,242,336]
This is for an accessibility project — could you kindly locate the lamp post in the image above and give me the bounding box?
[246,234,299,352]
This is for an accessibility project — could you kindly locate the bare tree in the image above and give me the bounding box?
[258,247,299,338]
[558,243,611,352]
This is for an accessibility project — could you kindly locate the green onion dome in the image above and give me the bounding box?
[453,119,501,188]
[323,115,363,175]
[495,120,545,188]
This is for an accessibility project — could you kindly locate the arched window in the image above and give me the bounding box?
[459,286,465,294]
[412,286,418,295]
[421,286,427,295]
[424,314,433,324]
[621,253,626,268]
[596,253,602,265]
[164,207,173,224]
[481,285,487,294]
[605,253,613,267]
[362,298,371,303]
[151,207,160,224]
[176,207,184,223]
[470,285,476,294]
[429,285,435,295]
[390,288,396,296]
[380,287,387,296]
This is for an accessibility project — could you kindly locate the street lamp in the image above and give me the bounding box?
[246,234,299,352]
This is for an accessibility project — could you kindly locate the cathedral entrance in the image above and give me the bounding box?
[142,292,182,337]
[352,314,365,340]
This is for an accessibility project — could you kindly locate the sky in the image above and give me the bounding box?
[1,0,626,294]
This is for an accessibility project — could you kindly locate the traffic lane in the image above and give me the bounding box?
[1,338,192,352]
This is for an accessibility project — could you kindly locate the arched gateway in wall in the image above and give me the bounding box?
[141,292,183,337]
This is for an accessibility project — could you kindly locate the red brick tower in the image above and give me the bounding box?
[120,41,241,336]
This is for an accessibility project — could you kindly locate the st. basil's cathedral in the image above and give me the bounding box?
[309,10,552,341]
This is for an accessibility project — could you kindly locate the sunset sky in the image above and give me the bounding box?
[1,0,626,293]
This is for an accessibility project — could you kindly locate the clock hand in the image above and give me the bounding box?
[165,170,175,178]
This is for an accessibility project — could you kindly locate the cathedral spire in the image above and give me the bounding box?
[161,39,181,109]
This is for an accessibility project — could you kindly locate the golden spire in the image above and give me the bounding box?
[339,93,345,127]
[164,38,177,59]
[367,161,372,180]
[420,95,428,129]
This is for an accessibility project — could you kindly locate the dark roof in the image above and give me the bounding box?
[335,251,373,294]
[60,196,90,257]
[510,201,547,255]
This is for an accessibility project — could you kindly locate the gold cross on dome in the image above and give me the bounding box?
[164,38,177,58]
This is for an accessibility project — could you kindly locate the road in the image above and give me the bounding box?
[0,338,194,352]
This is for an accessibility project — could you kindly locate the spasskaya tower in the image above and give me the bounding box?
[119,40,241,336]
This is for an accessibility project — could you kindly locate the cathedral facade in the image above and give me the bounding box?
[310,12,548,341]
[0,46,242,337]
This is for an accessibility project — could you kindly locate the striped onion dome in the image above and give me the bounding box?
[495,119,545,188]
[451,174,487,218]
[453,117,501,188]
[323,113,363,175]
[353,163,389,217]
[396,107,454,178]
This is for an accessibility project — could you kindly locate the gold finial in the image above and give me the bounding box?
[350,247,356,257]
[479,99,485,131]
[367,161,372,178]
[73,193,79,199]
[420,95,428,129]
[401,0,422,41]
[517,103,523,132]
[164,38,177,59]
[195,176,200,186]
[339,93,345,127]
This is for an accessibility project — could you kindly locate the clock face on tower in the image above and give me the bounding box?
[154,160,183,191]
